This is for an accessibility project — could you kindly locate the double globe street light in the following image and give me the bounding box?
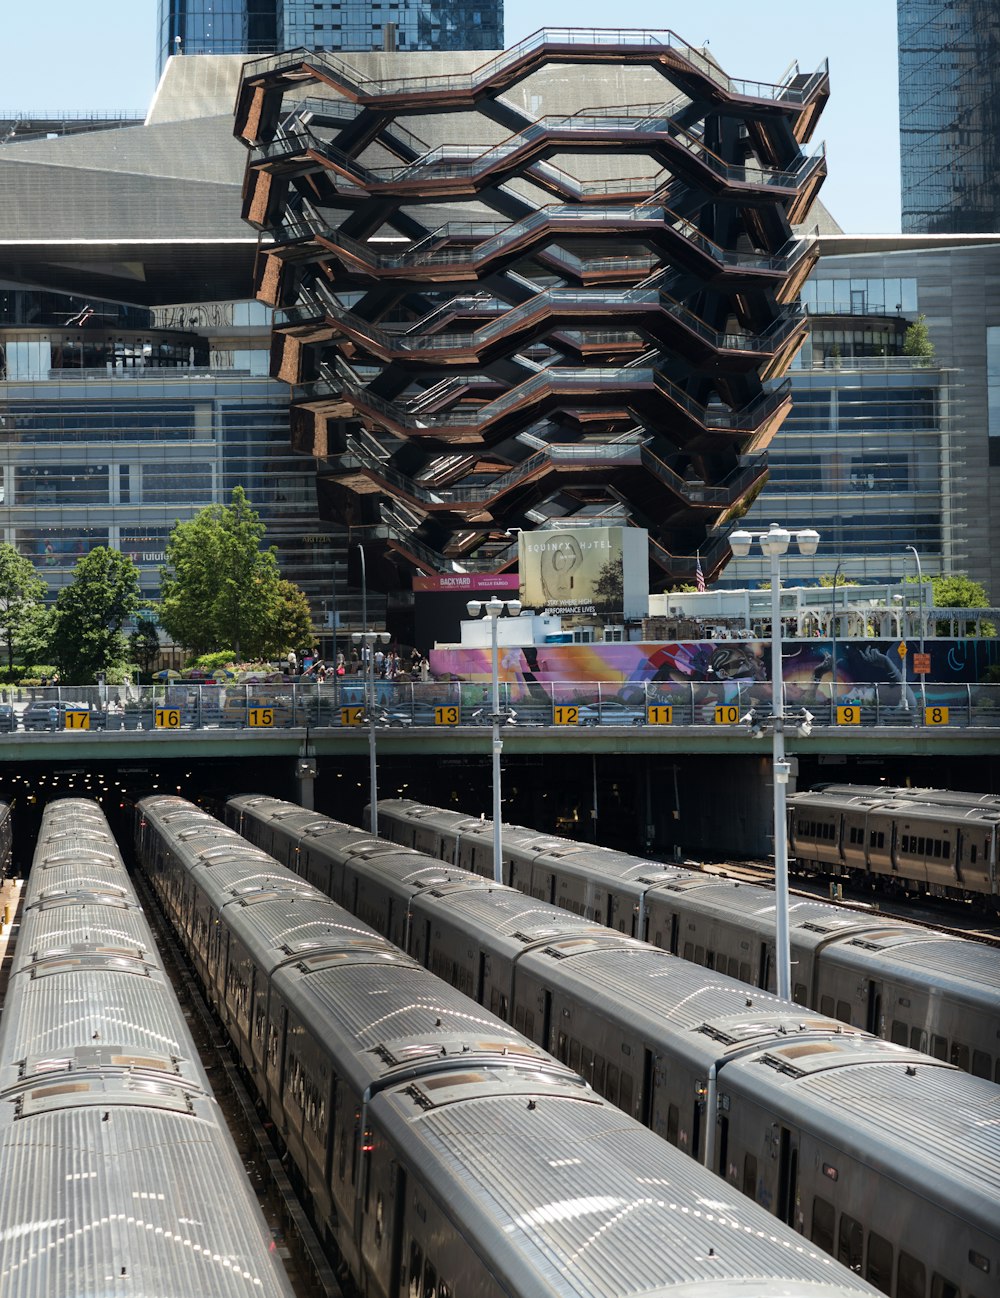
[466,596,522,884]
[728,522,820,1001]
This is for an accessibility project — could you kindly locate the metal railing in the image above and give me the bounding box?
[2,680,996,734]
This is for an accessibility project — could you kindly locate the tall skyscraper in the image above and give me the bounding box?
[899,1,1000,232]
[157,0,502,76]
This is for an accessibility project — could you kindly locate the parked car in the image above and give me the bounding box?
[575,699,645,726]
[22,700,106,732]
[0,703,15,733]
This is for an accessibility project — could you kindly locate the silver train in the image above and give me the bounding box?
[368,796,1000,1083]
[135,794,884,1298]
[226,793,1000,1298]
[788,783,1000,906]
[0,798,295,1298]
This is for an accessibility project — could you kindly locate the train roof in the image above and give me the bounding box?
[373,1087,879,1298]
[829,929,1000,998]
[410,885,618,951]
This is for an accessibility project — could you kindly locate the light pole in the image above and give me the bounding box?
[356,542,367,636]
[466,595,522,884]
[906,544,925,652]
[830,560,843,712]
[729,522,820,1001]
[353,629,390,833]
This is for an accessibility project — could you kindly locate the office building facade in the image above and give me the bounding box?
[157,0,502,75]
[898,1,1000,233]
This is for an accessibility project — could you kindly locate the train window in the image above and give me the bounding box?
[683,942,694,960]
[866,1233,893,1294]
[820,996,834,1017]
[694,946,705,965]
[742,1154,757,1199]
[877,832,885,848]
[910,1027,928,1053]
[890,1020,908,1046]
[930,1035,948,1061]
[930,1276,960,1298]
[569,1039,581,1072]
[423,1259,437,1298]
[728,957,740,978]
[739,962,751,982]
[901,835,910,852]
[897,1253,926,1298]
[838,1215,863,1272]
[918,837,926,855]
[408,1243,422,1298]
[950,1041,969,1072]
[620,1071,634,1116]
[811,1197,835,1253]
[514,1005,526,1033]
[581,1046,594,1081]
[837,1001,852,1025]
[970,844,977,864]
[557,1032,568,1064]
[793,983,807,1005]
[592,1054,605,1093]
[666,1104,679,1146]
[607,1064,619,1105]
[524,1011,534,1038]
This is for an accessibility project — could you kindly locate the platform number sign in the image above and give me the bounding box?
[646,705,673,725]
[714,705,740,725]
[63,710,90,730]
[434,706,459,726]
[155,709,181,729]
[836,705,862,726]
[924,706,949,726]
[248,708,274,727]
[341,706,365,727]
[553,706,579,726]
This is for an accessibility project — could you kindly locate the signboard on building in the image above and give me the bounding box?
[518,526,648,618]
[413,573,519,593]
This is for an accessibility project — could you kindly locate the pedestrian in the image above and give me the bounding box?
[287,649,298,675]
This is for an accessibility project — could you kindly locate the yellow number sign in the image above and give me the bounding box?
[924,706,949,726]
[63,710,90,730]
[553,706,579,726]
[341,706,365,727]
[155,709,181,729]
[434,706,459,726]
[646,705,673,725]
[248,708,274,727]
[714,705,740,725]
[836,705,862,725]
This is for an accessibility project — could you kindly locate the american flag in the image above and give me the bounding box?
[695,553,706,592]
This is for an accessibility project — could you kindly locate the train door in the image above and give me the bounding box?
[476,952,486,1004]
[668,910,678,953]
[777,1126,799,1228]
[387,1163,407,1298]
[607,892,619,931]
[954,830,964,885]
[759,942,772,991]
[640,1050,655,1127]
[865,980,882,1036]
[542,989,552,1051]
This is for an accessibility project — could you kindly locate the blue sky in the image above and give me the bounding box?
[1,1,900,232]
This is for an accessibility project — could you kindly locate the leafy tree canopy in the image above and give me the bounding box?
[593,556,624,613]
[902,313,935,361]
[817,573,861,587]
[51,548,144,681]
[0,542,48,670]
[159,488,311,659]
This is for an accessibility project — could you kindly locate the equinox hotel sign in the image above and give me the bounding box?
[517,526,649,619]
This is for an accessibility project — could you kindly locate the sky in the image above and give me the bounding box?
[1,1,900,233]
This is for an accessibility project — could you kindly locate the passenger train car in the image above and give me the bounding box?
[368,798,1000,1082]
[136,794,884,1298]
[227,793,1000,1298]
[0,798,295,1298]
[788,783,1000,906]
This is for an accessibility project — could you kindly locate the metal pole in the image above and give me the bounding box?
[830,561,841,715]
[367,635,379,835]
[769,545,791,1002]
[906,545,925,652]
[490,602,503,885]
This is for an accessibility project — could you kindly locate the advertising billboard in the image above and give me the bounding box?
[518,526,648,618]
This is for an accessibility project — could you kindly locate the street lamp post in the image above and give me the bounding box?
[352,629,390,833]
[729,522,820,1001]
[830,560,843,713]
[906,544,925,653]
[466,596,522,884]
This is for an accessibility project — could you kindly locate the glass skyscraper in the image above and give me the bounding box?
[158,0,502,75]
[899,1,1000,232]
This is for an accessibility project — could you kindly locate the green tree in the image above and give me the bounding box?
[593,555,624,613]
[905,572,994,636]
[51,548,144,681]
[128,618,161,677]
[159,488,309,659]
[817,573,860,587]
[0,542,48,670]
[902,314,935,363]
[262,579,313,657]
